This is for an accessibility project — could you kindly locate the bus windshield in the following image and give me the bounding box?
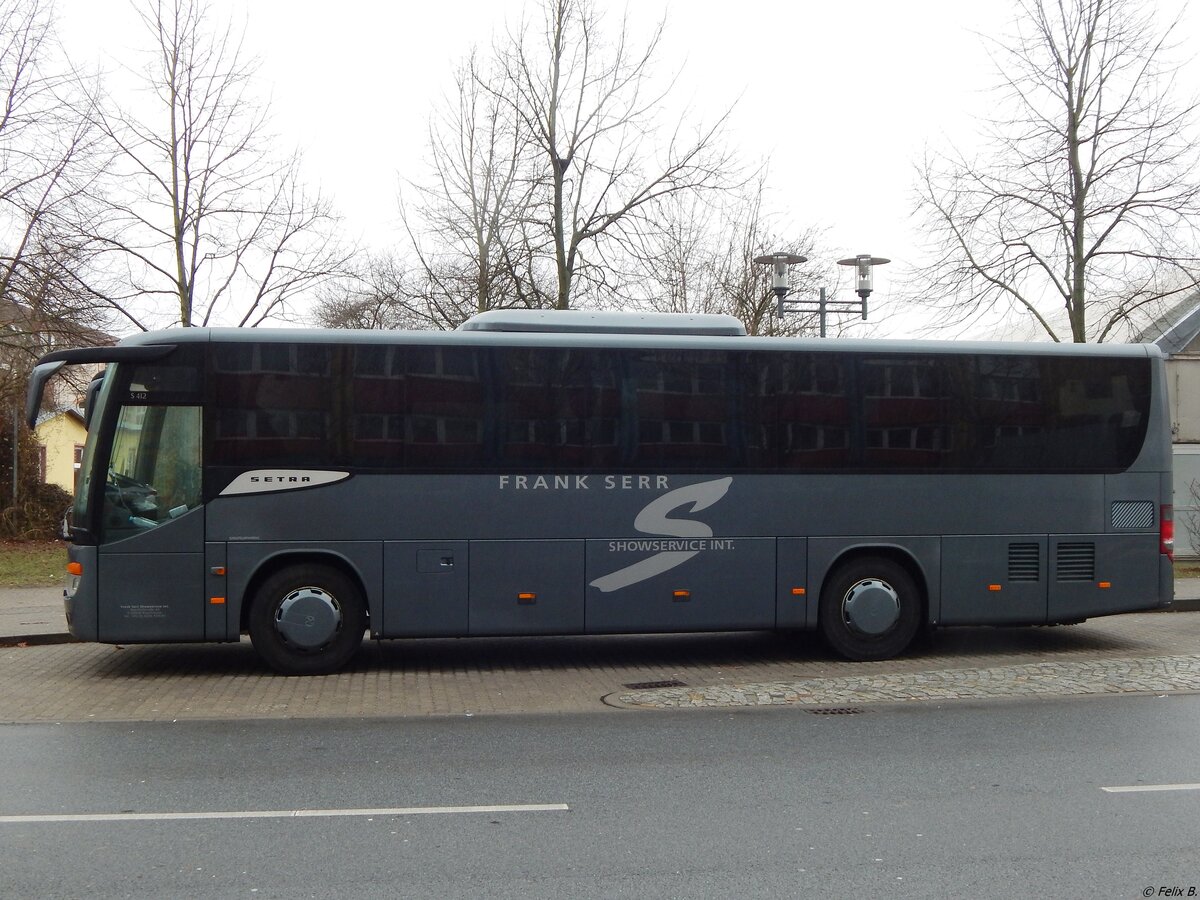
[99,402,201,542]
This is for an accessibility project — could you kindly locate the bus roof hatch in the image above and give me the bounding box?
[457,309,747,337]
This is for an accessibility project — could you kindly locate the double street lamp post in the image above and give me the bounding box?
[754,252,889,337]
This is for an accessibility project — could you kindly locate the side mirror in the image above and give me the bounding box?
[57,506,92,544]
[25,361,65,429]
[84,370,105,429]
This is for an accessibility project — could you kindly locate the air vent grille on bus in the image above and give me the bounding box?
[1056,543,1096,582]
[1111,501,1155,530]
[1008,543,1040,582]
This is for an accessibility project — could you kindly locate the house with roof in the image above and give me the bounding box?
[1,301,113,499]
[1138,294,1200,556]
[33,407,87,494]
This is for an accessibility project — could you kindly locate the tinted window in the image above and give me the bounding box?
[628,350,736,469]
[860,356,949,469]
[209,343,335,467]
[122,344,204,405]
[402,347,486,469]
[206,342,1152,475]
[965,354,1150,472]
[774,354,852,469]
[493,348,602,468]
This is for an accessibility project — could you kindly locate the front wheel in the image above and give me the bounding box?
[819,557,922,661]
[248,564,367,675]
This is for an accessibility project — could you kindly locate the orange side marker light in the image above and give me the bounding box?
[791,587,806,596]
[209,597,226,605]
[66,562,83,577]
[988,584,1002,592]
[1098,582,1111,589]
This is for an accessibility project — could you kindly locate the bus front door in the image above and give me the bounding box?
[95,405,207,642]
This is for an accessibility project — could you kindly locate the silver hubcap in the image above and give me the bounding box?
[842,578,900,636]
[275,586,342,649]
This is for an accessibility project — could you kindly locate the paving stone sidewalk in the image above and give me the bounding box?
[1,580,1198,723]
[1,607,1198,724]
[616,654,1200,709]
[0,586,66,644]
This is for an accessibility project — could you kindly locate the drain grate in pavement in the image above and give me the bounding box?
[807,707,865,715]
[623,679,688,690]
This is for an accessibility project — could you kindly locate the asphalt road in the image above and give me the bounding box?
[1,694,1197,899]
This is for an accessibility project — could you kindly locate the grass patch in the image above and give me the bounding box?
[0,541,66,587]
[1174,562,1200,579]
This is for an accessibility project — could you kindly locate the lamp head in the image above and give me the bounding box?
[837,254,890,299]
[753,252,808,299]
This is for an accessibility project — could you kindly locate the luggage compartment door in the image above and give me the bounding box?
[468,540,584,635]
[585,536,775,633]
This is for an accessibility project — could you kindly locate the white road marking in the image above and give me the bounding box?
[0,803,569,824]
[1101,783,1200,793]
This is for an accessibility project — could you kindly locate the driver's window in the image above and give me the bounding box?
[101,405,201,543]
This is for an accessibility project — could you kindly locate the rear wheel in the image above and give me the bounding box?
[819,557,922,661]
[248,564,367,675]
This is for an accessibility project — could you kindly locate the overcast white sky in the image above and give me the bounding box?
[52,0,1198,336]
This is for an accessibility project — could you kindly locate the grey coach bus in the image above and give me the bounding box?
[26,310,1174,674]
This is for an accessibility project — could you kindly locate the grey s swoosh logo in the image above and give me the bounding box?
[589,477,732,593]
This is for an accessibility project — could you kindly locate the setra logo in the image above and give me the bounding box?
[590,477,733,593]
[219,470,350,496]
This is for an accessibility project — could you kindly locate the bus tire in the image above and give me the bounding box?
[819,557,922,661]
[248,564,367,675]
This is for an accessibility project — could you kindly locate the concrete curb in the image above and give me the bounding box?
[0,633,76,647]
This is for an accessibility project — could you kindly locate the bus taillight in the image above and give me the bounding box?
[1161,505,1174,561]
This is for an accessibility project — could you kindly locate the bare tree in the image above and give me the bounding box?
[314,251,486,332]
[710,193,828,338]
[489,0,734,310]
[87,0,351,329]
[641,178,827,336]
[0,0,115,512]
[369,0,734,328]
[1,0,113,358]
[402,51,551,318]
[314,253,421,330]
[634,192,720,315]
[913,0,1200,342]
